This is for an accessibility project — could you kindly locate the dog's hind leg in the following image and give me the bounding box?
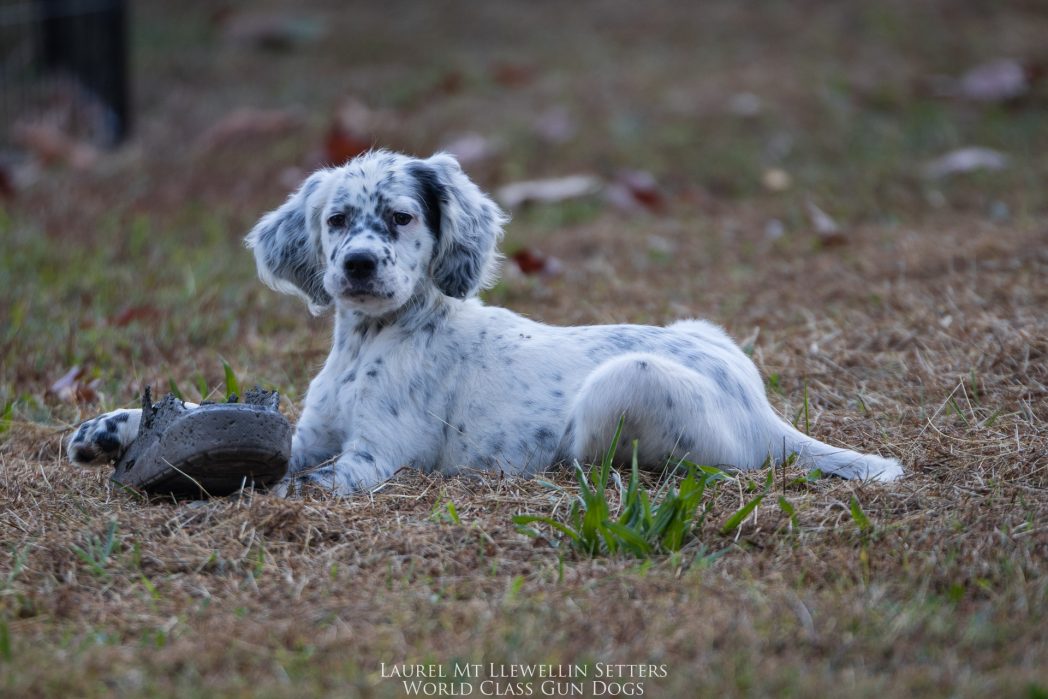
[566,352,762,470]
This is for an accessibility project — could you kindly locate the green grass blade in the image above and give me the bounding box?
[604,521,652,556]
[221,359,241,400]
[720,493,765,535]
[778,496,799,529]
[512,515,580,542]
[849,495,873,534]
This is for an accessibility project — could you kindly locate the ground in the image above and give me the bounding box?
[1,1,1046,696]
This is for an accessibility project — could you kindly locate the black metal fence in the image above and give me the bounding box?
[0,0,129,151]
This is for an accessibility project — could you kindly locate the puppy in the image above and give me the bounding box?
[70,150,902,493]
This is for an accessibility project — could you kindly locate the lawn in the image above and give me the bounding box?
[1,1,1046,696]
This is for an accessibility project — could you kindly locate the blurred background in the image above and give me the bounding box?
[1,0,1047,413]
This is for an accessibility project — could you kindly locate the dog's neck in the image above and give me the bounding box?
[334,287,455,346]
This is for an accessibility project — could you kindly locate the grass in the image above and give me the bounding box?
[515,420,733,557]
[1,0,1047,696]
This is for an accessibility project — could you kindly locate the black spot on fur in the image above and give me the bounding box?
[407,163,444,241]
[95,434,121,454]
[534,427,556,448]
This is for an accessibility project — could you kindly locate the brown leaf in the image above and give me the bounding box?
[510,248,563,277]
[110,305,162,327]
[324,123,372,166]
[47,366,99,404]
[12,122,99,170]
[605,170,665,213]
[323,99,379,165]
[0,163,15,199]
[491,62,535,88]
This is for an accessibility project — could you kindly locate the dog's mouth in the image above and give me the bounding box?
[339,281,396,301]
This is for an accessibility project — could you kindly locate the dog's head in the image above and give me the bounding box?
[246,150,507,316]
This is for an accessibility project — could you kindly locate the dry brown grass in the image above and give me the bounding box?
[2,1,1048,696]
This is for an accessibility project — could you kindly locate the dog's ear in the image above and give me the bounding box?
[411,153,507,299]
[244,169,334,315]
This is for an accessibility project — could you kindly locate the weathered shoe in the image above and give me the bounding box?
[112,387,291,497]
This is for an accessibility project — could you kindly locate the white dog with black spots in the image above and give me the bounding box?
[69,150,903,493]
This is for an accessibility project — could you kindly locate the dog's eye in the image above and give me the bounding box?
[327,213,347,229]
[392,212,413,226]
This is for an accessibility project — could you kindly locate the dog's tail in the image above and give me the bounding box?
[773,421,903,481]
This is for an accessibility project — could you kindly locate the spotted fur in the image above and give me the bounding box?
[69,150,903,492]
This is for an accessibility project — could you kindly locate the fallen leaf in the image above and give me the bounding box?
[806,200,847,246]
[12,122,99,169]
[0,164,14,199]
[604,170,665,213]
[324,123,372,165]
[958,58,1029,102]
[47,366,100,404]
[491,62,535,87]
[923,147,1009,179]
[496,175,602,208]
[196,108,302,149]
[110,305,162,327]
[510,248,563,277]
[323,99,379,165]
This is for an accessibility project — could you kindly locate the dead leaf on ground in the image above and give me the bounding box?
[604,170,666,214]
[196,108,302,149]
[109,305,162,327]
[0,164,15,199]
[510,248,563,277]
[923,147,1009,179]
[322,99,384,165]
[806,200,847,247]
[324,123,372,166]
[958,59,1029,102]
[12,122,99,170]
[496,175,602,209]
[47,366,100,404]
[491,62,536,88]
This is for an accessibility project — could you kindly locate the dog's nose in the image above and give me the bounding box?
[343,252,378,280]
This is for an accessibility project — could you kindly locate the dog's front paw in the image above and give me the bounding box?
[68,409,142,465]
